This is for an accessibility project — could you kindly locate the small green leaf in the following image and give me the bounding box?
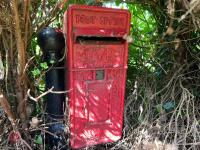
[35,45,41,56]
[35,134,43,145]
[40,62,48,69]
[156,104,162,113]
[138,115,144,123]
[32,68,40,77]
[115,0,120,6]
[163,102,175,111]
[39,83,45,91]
[50,59,55,64]
[196,45,200,50]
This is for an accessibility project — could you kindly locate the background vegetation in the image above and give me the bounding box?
[0,0,200,149]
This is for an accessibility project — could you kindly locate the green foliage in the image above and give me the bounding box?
[126,4,158,84]
[31,68,41,77]
[115,0,122,6]
[129,6,157,64]
[163,101,175,112]
[40,62,48,69]
[34,134,43,145]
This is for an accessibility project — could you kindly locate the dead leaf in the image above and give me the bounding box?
[30,117,41,128]
[0,93,16,122]
[123,34,133,43]
[167,0,175,16]
[166,27,174,35]
[174,38,181,50]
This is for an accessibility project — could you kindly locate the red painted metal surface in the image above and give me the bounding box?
[63,5,130,149]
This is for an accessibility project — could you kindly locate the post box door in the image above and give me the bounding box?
[87,81,111,123]
[70,44,126,148]
[72,71,124,149]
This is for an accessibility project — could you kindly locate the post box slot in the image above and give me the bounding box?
[76,36,125,44]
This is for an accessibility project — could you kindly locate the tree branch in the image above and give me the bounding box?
[0,92,16,125]
[27,87,70,102]
[11,0,26,77]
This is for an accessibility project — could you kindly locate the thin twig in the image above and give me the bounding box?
[27,87,70,102]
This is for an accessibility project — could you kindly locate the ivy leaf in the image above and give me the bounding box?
[156,104,162,113]
[40,62,48,69]
[115,0,121,6]
[32,68,40,77]
[35,134,43,145]
[163,102,175,112]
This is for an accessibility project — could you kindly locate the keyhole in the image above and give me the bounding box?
[96,70,104,80]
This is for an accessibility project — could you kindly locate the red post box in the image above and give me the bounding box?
[63,5,130,149]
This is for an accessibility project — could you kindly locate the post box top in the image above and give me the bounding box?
[65,5,131,37]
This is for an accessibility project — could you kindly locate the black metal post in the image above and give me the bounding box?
[37,27,67,149]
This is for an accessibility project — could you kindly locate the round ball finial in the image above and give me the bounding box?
[37,27,65,63]
[37,27,65,52]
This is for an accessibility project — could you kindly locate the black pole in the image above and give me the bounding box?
[37,27,67,149]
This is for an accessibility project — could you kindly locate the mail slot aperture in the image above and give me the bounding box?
[76,36,125,44]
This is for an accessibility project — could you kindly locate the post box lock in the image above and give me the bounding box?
[96,70,104,80]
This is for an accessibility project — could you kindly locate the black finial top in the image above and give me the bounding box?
[37,27,65,63]
[37,27,65,52]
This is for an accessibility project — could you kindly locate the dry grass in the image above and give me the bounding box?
[79,62,200,150]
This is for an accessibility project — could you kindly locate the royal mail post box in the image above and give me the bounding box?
[63,5,130,149]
